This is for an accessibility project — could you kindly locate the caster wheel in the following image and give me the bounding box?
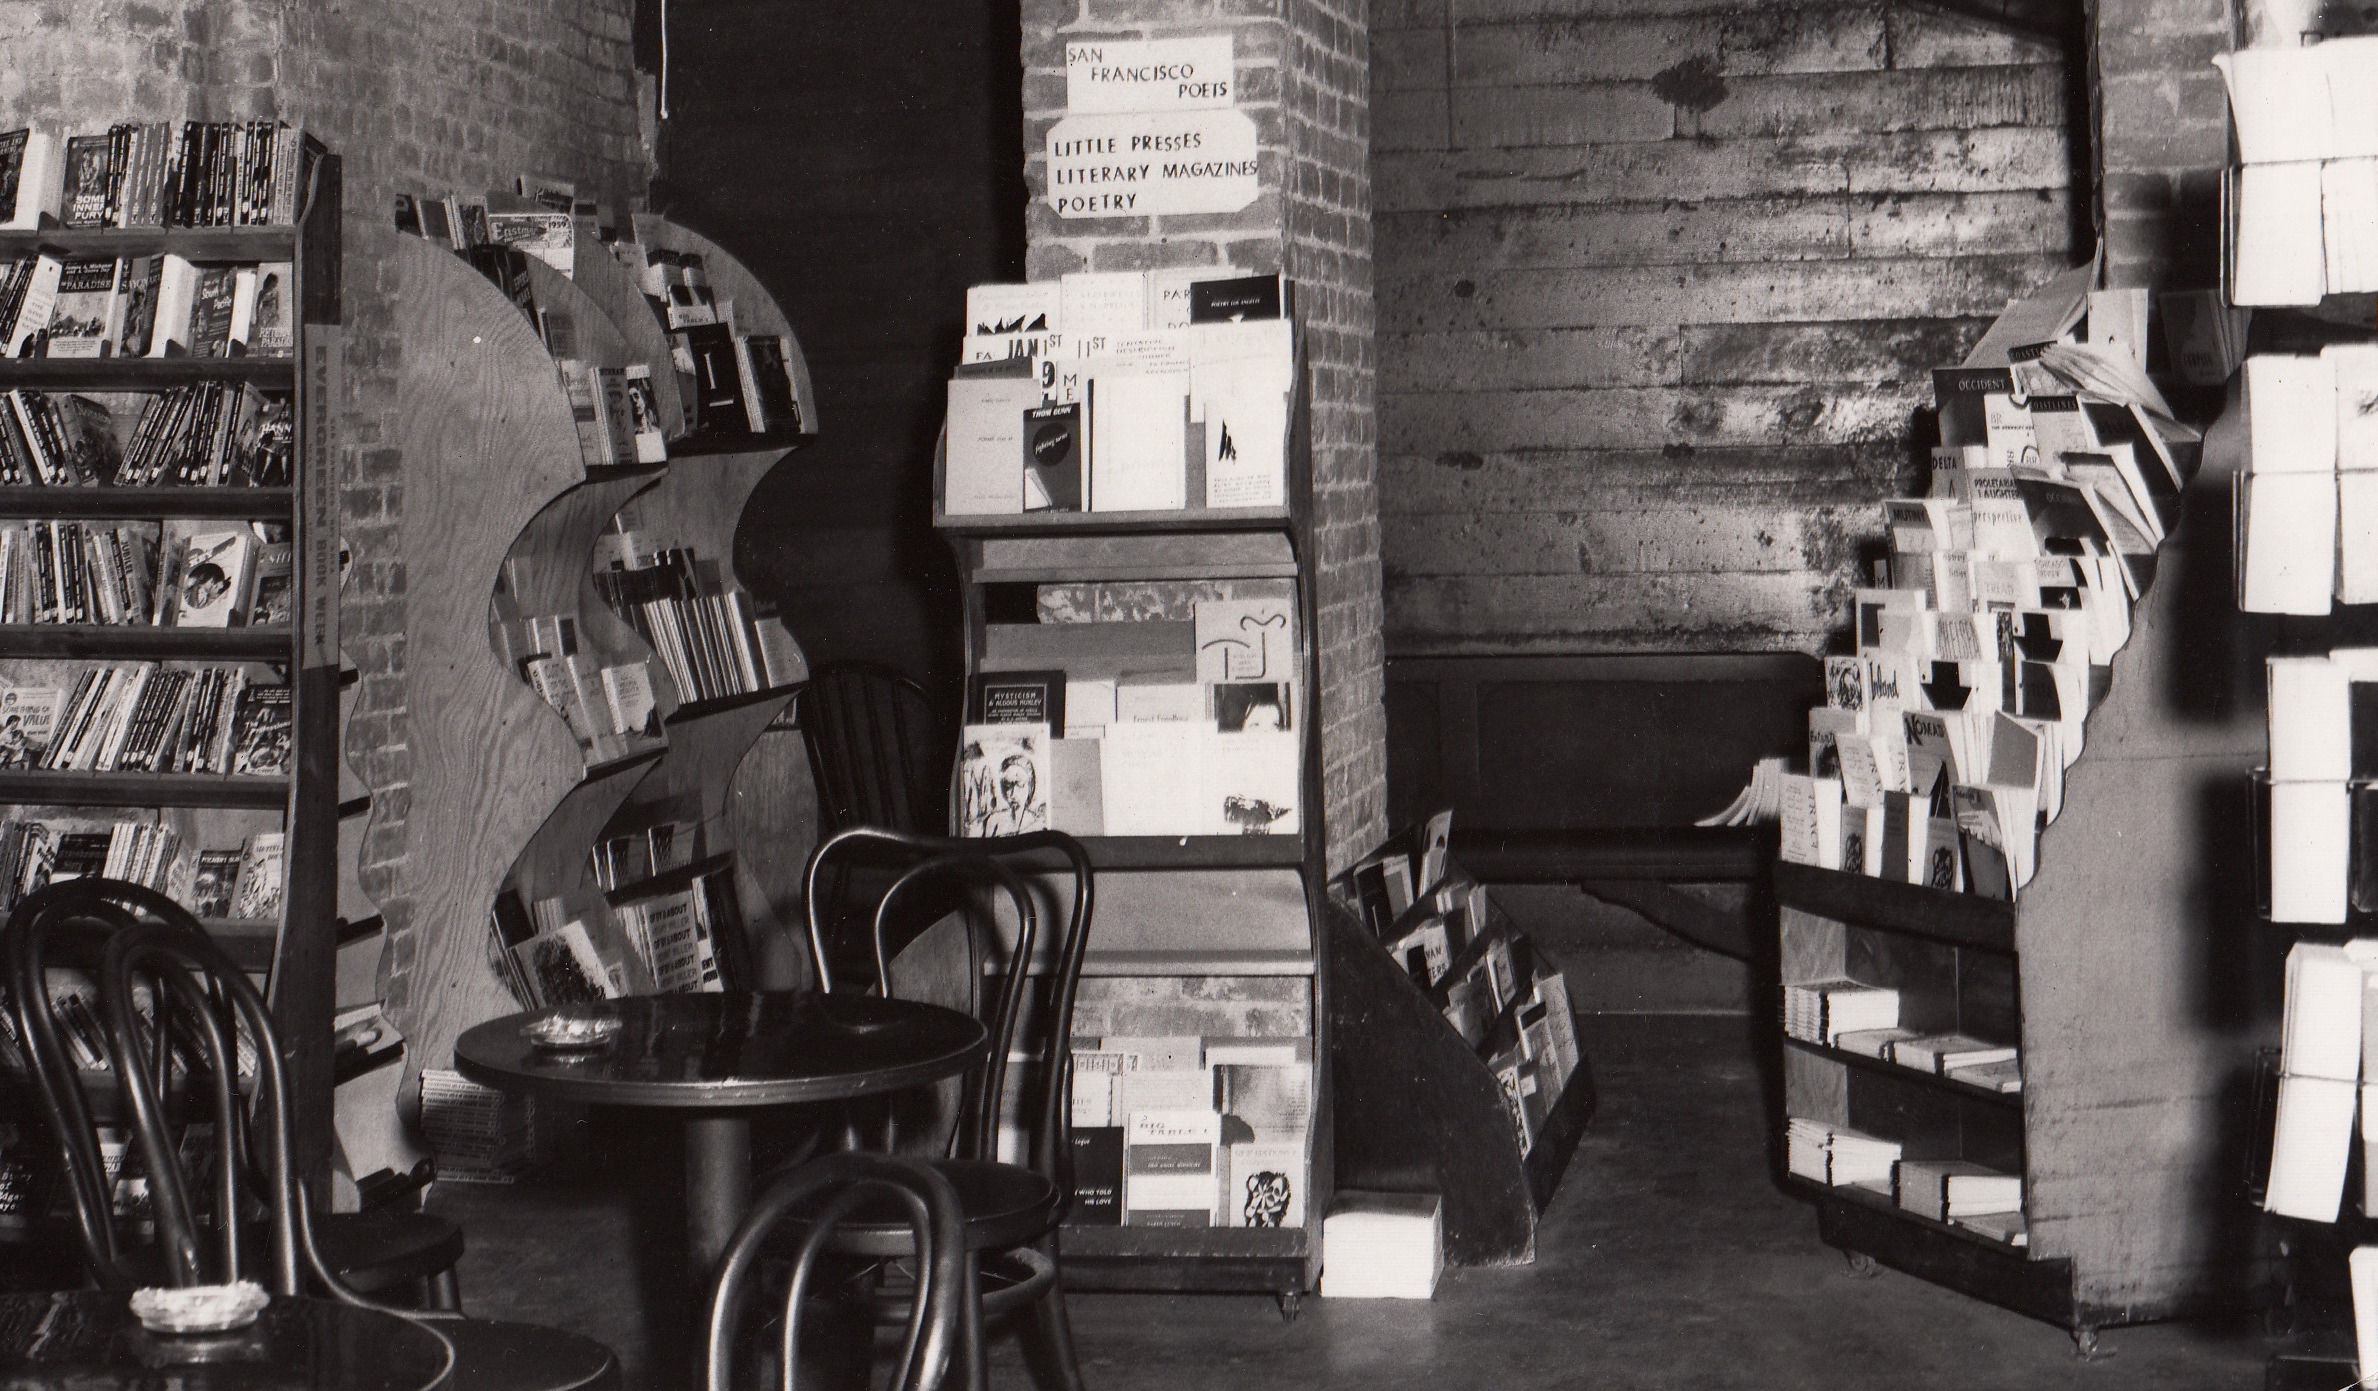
[1277,1291,1303,1323]
[2071,1328,2110,1361]
[1845,1251,1880,1279]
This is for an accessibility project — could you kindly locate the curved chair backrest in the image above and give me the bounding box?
[706,1151,965,1391]
[2,878,220,1286]
[796,663,948,836]
[801,828,1094,1179]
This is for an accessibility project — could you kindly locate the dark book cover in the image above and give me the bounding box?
[190,848,242,917]
[1189,273,1284,323]
[59,135,113,229]
[116,255,162,358]
[0,130,27,219]
[679,323,747,435]
[51,395,117,485]
[1023,402,1082,512]
[967,668,1066,728]
[186,265,237,357]
[391,193,421,236]
[742,334,801,433]
[1065,1127,1123,1226]
[229,683,292,777]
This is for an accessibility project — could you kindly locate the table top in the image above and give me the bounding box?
[452,990,990,1108]
[0,1291,452,1391]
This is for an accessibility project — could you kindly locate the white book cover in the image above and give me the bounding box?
[2245,354,2341,476]
[956,722,1051,838]
[2271,781,2352,925]
[3,254,60,357]
[1201,728,1299,836]
[1059,270,1150,337]
[2267,1072,2357,1222]
[1087,370,1188,512]
[1194,595,1296,685]
[966,281,1060,336]
[2241,472,2339,615]
[2214,47,2339,163]
[1224,1141,1306,1229]
[2353,1244,2378,1388]
[2283,942,2368,1081]
[2325,159,2378,296]
[2268,656,2351,782]
[943,377,1038,515]
[2233,163,2329,307]
[146,254,198,358]
[1098,720,1203,836]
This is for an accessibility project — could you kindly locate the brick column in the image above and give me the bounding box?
[1021,0,1388,873]
[2094,0,2234,290]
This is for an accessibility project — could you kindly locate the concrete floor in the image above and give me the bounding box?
[433,1014,2273,1390]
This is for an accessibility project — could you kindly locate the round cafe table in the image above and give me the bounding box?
[0,1290,453,1391]
[453,990,987,1274]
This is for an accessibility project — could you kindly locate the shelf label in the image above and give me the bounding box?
[301,327,340,671]
[1045,109,1260,219]
[1065,35,1234,113]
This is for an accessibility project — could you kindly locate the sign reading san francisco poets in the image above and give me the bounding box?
[1065,36,1234,113]
[1045,109,1260,218]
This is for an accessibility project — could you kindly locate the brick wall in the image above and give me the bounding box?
[0,0,649,1021]
[2094,0,2232,291]
[1020,0,1388,872]
[1373,2,2081,657]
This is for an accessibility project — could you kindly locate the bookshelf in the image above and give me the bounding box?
[1772,461,2267,1351]
[934,341,1329,1304]
[380,207,817,1094]
[0,156,344,1175]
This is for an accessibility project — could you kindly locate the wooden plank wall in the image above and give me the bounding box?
[1373,2,2080,655]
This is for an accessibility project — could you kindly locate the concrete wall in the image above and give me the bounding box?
[1371,1,2082,658]
[0,0,649,1017]
[1019,0,1388,872]
[659,0,1026,697]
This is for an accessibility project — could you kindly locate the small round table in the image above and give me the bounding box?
[454,990,987,1274]
[0,1290,453,1390]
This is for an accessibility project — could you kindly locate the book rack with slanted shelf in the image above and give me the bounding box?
[933,326,1328,1303]
[0,157,344,1176]
[381,208,819,1096]
[1772,460,2267,1349]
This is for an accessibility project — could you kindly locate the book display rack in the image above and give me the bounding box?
[0,132,344,1176]
[376,204,816,1125]
[934,273,1326,1303]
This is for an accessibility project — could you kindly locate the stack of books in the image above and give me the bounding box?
[0,251,297,361]
[1896,1158,2024,1224]
[0,120,326,232]
[2,387,291,488]
[1064,1033,1312,1231]
[2266,940,2376,1223]
[2258,653,2376,923]
[1781,981,1899,1046]
[556,359,667,469]
[1785,1118,1902,1189]
[0,663,289,777]
[589,543,803,706]
[1750,267,2196,905]
[2232,350,2378,614]
[603,233,812,440]
[417,1068,539,1184]
[1318,1191,1444,1300]
[956,585,1300,839]
[0,815,271,921]
[941,269,1294,517]
[488,855,737,1008]
[2214,38,2378,305]
[489,607,662,767]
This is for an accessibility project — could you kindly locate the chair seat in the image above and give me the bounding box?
[782,1158,1062,1257]
[432,1317,622,1391]
[314,1207,466,1291]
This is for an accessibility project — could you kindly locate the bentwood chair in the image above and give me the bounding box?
[795,827,1094,1391]
[797,663,950,837]
[706,1150,967,1391]
[29,885,623,1391]
[1,878,463,1302]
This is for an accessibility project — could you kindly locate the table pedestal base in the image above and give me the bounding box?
[686,1113,753,1278]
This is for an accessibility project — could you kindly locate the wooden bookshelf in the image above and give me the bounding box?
[0,157,344,1178]
[935,335,1329,1304]
[1773,462,2269,1351]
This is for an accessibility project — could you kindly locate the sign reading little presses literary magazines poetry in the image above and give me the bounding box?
[1049,35,1257,219]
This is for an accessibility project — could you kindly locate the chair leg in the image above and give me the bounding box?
[1021,1240,1086,1391]
[427,1267,462,1312]
[961,1253,987,1391]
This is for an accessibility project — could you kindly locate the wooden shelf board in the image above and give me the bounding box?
[1057,1224,1307,1261]
[938,506,1294,537]
[580,462,668,485]
[0,625,293,660]
[1076,835,1305,871]
[206,917,278,970]
[665,684,800,725]
[581,747,667,783]
[0,770,289,808]
[1783,1036,2023,1108]
[0,227,298,259]
[1783,1172,2031,1257]
[1075,946,1314,977]
[667,430,816,459]
[0,487,294,520]
[1773,861,2017,955]
[0,356,295,389]
[973,561,1301,585]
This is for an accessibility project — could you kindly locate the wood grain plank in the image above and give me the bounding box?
[381,230,589,1079]
[1375,128,2069,211]
[1377,253,2062,331]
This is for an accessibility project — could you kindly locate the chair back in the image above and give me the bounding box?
[801,829,1094,1182]
[796,663,948,836]
[2,879,221,1286]
[706,1150,965,1391]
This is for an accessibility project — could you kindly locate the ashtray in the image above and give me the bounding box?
[521,1010,623,1052]
[129,1282,269,1334]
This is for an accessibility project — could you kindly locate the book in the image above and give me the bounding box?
[620,365,667,463]
[967,669,1066,728]
[1319,1192,1442,1300]
[189,848,243,917]
[0,129,60,229]
[170,529,257,627]
[231,831,285,919]
[487,210,574,277]
[248,262,293,356]
[1122,1108,1221,1226]
[1086,370,1188,512]
[146,253,199,357]
[1023,401,1084,512]
[943,377,1038,514]
[229,683,292,776]
[511,920,618,1006]
[40,259,122,359]
[185,265,239,356]
[1065,1127,1123,1225]
[967,282,1059,335]
[956,723,1051,838]
[0,686,59,770]
[734,334,802,433]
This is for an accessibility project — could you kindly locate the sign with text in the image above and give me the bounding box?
[1065,35,1234,113]
[1045,109,1260,218]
